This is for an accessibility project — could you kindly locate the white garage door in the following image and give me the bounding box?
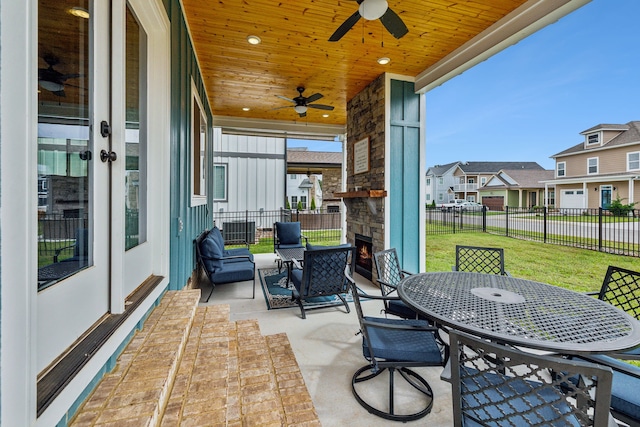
[561,189,585,209]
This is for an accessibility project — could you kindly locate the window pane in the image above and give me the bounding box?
[213,165,226,200]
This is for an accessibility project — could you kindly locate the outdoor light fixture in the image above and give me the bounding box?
[68,6,90,19]
[246,35,261,45]
[377,57,390,65]
[358,0,388,20]
[294,105,308,114]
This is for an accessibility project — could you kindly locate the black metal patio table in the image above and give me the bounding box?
[397,271,640,355]
[275,247,305,284]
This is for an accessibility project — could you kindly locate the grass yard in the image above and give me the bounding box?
[426,232,639,293]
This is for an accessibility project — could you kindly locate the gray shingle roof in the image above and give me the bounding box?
[552,121,640,158]
[458,161,544,173]
[427,161,460,175]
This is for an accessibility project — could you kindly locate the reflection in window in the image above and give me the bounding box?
[213,164,227,201]
[37,0,91,289]
[125,5,147,251]
[191,85,207,205]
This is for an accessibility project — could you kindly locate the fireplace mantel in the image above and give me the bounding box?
[334,190,387,198]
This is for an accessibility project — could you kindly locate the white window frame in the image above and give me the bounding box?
[480,177,486,186]
[587,157,598,175]
[557,162,566,177]
[587,132,600,145]
[628,151,640,171]
[213,163,227,201]
[190,80,207,206]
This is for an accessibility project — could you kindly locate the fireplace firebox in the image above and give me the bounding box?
[354,234,373,280]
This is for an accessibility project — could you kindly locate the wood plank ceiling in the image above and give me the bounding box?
[181,0,529,127]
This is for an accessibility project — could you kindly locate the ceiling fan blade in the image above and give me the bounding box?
[380,7,408,39]
[271,105,294,111]
[276,95,296,103]
[329,10,361,42]
[308,104,334,111]
[305,93,323,103]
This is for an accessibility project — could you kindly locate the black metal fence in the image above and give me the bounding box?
[212,208,342,246]
[426,206,640,258]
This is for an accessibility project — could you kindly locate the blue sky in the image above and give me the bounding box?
[289,0,639,170]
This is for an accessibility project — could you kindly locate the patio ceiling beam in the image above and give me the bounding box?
[415,0,592,93]
[213,115,345,140]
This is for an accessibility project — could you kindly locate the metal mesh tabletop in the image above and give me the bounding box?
[398,272,640,354]
[275,248,305,262]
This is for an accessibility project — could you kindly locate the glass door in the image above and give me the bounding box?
[601,186,612,209]
[36,0,110,372]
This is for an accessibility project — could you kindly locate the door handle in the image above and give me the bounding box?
[100,150,117,163]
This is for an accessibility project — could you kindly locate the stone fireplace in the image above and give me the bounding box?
[354,234,373,280]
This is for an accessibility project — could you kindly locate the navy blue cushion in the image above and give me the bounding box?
[200,230,223,271]
[210,260,254,283]
[291,268,303,291]
[387,299,421,319]
[210,226,225,249]
[573,355,640,422]
[362,317,441,364]
[223,247,254,262]
[277,222,301,245]
[306,243,351,251]
[460,367,578,426]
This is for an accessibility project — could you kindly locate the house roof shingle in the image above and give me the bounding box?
[552,121,640,158]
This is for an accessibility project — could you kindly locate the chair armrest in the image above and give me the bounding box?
[377,279,398,291]
[291,258,302,270]
[400,269,415,277]
[53,244,76,262]
[301,234,309,245]
[362,318,438,333]
[222,255,254,264]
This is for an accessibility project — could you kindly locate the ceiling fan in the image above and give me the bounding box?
[329,0,408,42]
[274,87,334,118]
[38,53,82,97]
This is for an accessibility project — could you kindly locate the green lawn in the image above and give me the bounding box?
[426,233,639,293]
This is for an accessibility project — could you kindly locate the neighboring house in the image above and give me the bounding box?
[481,169,555,210]
[286,149,343,212]
[427,161,547,209]
[286,173,315,209]
[542,121,640,210]
[212,132,286,213]
[426,161,460,205]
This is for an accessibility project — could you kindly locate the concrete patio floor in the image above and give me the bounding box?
[199,253,454,426]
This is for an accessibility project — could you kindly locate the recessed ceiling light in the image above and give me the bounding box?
[246,35,261,45]
[377,57,390,65]
[242,107,250,111]
[322,114,329,118]
[68,6,90,19]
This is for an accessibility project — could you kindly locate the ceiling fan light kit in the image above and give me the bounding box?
[329,0,408,42]
[274,87,334,118]
[359,0,388,20]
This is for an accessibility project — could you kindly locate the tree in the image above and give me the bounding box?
[297,200,303,211]
[285,198,291,209]
[310,198,316,211]
[609,194,636,217]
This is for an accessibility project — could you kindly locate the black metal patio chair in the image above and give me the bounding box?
[450,330,614,427]
[452,245,510,276]
[372,248,425,320]
[289,245,355,319]
[587,265,640,360]
[347,275,444,422]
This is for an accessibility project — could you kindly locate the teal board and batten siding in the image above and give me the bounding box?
[389,79,421,273]
[167,0,213,290]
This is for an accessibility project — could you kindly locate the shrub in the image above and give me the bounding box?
[286,198,291,209]
[310,198,316,210]
[609,194,636,217]
[297,200,303,211]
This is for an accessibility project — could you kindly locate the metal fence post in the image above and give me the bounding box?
[543,206,548,243]
[505,206,509,237]
[482,206,487,232]
[598,208,603,252]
